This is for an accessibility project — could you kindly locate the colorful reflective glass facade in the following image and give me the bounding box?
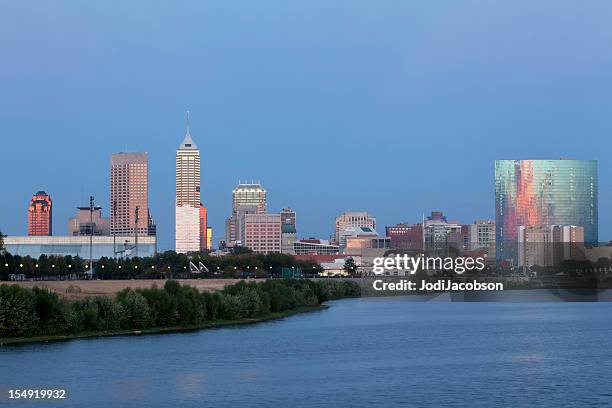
[495,160,597,262]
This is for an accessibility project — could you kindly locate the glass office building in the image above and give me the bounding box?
[495,159,598,263]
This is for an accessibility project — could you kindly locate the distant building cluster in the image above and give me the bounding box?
[6,140,607,274]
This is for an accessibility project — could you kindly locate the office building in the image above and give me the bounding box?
[280,207,296,228]
[338,226,378,249]
[423,211,463,254]
[232,182,266,213]
[68,206,110,236]
[467,220,496,259]
[334,212,376,245]
[226,182,267,245]
[385,223,423,250]
[28,191,52,236]
[239,213,281,254]
[281,224,297,255]
[110,152,151,236]
[518,225,585,270]
[175,114,202,254]
[495,159,597,262]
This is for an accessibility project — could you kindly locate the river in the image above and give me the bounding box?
[2,295,612,407]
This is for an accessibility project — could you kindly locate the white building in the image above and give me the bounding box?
[4,235,156,260]
[175,113,202,254]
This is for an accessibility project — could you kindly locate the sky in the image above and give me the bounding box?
[1,1,611,250]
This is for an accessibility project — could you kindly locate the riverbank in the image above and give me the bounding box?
[9,279,241,299]
[0,304,328,346]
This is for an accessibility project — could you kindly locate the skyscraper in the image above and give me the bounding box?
[110,152,150,236]
[225,182,267,245]
[28,191,52,236]
[495,159,598,262]
[175,113,202,254]
[232,182,267,213]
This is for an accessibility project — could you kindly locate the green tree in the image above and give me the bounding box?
[344,257,356,275]
[116,289,152,329]
[0,284,38,337]
[32,287,68,335]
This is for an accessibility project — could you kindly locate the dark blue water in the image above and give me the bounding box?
[2,296,612,407]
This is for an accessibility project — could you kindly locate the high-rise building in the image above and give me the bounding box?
[68,206,110,236]
[239,213,281,254]
[495,159,597,263]
[199,204,208,251]
[226,182,267,245]
[280,207,296,228]
[232,182,267,213]
[110,152,151,237]
[28,191,52,236]
[334,212,376,245]
[175,113,202,254]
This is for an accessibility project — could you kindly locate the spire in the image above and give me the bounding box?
[178,110,198,150]
[186,110,190,135]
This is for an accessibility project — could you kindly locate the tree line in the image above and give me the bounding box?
[0,279,361,339]
[0,250,323,280]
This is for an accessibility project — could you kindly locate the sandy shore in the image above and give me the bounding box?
[10,279,244,299]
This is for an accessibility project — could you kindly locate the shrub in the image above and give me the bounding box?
[0,284,38,337]
[116,289,152,329]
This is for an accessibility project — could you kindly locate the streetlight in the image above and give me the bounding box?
[89,195,95,278]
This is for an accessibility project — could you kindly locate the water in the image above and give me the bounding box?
[2,296,612,407]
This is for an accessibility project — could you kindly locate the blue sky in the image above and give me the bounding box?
[1,1,611,249]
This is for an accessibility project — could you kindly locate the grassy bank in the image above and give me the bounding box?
[0,304,327,346]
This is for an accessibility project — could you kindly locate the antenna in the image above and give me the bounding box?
[186,110,190,133]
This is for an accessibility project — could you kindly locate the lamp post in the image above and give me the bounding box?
[134,206,139,258]
[89,195,94,278]
[112,199,117,259]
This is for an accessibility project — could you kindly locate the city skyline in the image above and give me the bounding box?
[2,2,612,248]
[2,152,610,250]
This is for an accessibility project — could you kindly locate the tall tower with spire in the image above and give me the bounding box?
[175,111,202,253]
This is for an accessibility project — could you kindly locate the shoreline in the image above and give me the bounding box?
[0,304,328,346]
